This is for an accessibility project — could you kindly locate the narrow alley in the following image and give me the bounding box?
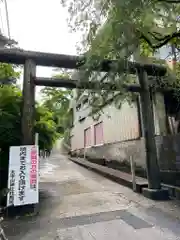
[3,153,180,240]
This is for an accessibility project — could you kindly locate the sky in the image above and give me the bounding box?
[0,0,81,100]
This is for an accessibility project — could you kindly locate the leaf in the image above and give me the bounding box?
[39,71,73,145]
[60,0,180,115]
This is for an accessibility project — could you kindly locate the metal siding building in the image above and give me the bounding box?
[70,95,159,151]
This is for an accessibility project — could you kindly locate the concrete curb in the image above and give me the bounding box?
[69,157,148,193]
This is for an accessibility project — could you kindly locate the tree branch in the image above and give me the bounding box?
[148,31,164,41]
[157,0,180,3]
[140,31,180,49]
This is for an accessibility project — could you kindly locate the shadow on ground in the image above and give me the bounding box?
[2,177,92,239]
[1,183,63,239]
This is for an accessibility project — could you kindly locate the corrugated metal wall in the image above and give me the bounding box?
[71,101,142,150]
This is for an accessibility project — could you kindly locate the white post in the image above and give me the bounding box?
[130,156,136,192]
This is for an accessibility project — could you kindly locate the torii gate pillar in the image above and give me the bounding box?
[21,59,36,145]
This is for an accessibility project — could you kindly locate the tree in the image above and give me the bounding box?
[35,104,59,151]
[61,0,180,113]
[0,86,61,167]
[0,86,22,168]
[0,63,20,81]
[41,87,71,128]
[0,63,21,166]
[40,75,73,145]
[62,0,180,53]
[61,0,180,192]
[0,84,61,205]
[0,65,69,199]
[0,63,21,200]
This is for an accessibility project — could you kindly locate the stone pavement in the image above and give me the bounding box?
[2,153,180,240]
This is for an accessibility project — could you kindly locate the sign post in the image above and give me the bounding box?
[7,145,39,207]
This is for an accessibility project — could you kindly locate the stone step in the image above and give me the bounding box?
[69,157,148,193]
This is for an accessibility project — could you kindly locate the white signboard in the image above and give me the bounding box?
[7,145,39,206]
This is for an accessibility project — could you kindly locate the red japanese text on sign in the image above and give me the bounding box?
[30,146,37,189]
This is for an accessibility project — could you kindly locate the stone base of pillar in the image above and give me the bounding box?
[142,188,169,200]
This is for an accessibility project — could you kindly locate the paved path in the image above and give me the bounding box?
[3,153,180,240]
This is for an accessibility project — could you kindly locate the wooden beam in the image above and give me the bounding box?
[34,77,173,94]
[34,77,142,92]
[0,48,166,76]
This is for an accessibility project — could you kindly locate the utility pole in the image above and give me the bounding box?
[4,0,10,39]
[0,0,16,48]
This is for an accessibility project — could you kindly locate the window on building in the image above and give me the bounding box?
[94,122,103,145]
[84,127,91,147]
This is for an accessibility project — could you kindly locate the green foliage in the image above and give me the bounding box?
[0,86,22,168]
[41,87,71,113]
[64,0,180,51]
[40,73,73,145]
[61,0,180,113]
[0,63,21,170]
[0,63,21,80]
[0,86,22,143]
[35,104,59,151]
[0,85,61,169]
[0,67,69,170]
[0,64,65,197]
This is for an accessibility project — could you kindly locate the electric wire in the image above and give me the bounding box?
[4,0,10,39]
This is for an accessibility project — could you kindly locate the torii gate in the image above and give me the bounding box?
[0,48,168,199]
